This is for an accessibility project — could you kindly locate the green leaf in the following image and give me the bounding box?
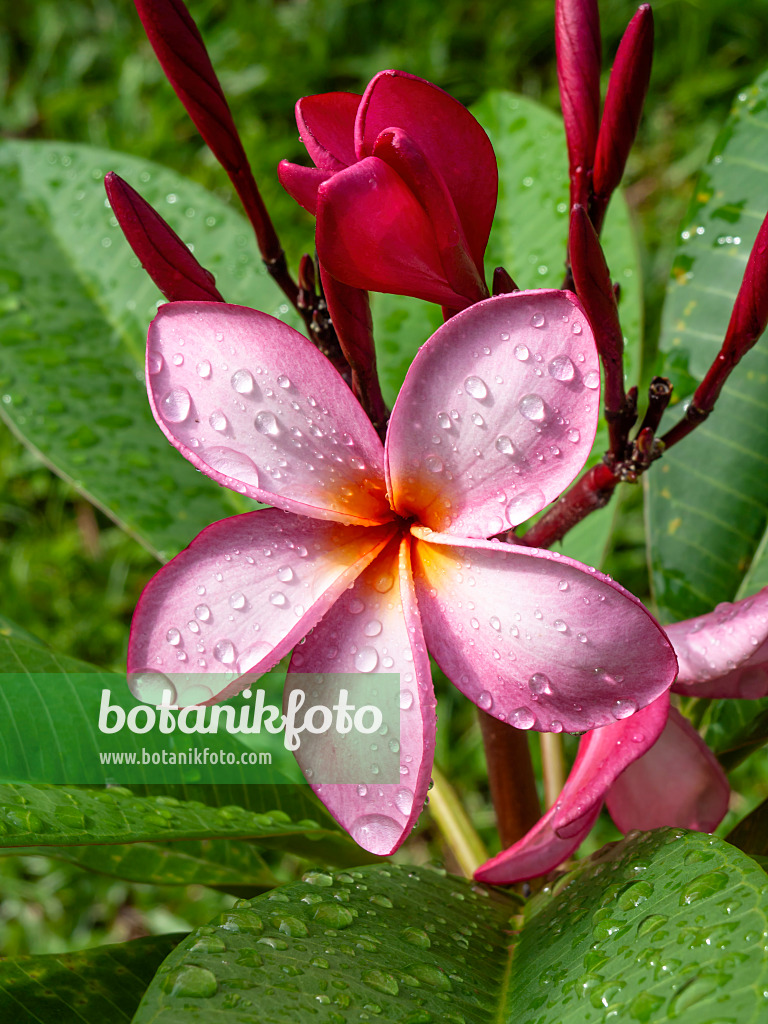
[0,140,298,562]
[0,934,185,1024]
[513,828,768,1023]
[727,795,768,857]
[132,863,520,1023]
[700,695,768,771]
[134,831,768,1023]
[647,73,768,620]
[1,838,278,892]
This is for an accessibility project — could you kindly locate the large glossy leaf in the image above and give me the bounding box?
[133,830,768,1023]
[647,72,768,620]
[133,862,520,1023]
[728,795,768,858]
[0,934,184,1024]
[700,695,768,771]
[0,783,367,868]
[0,838,278,892]
[372,91,643,569]
[0,140,296,562]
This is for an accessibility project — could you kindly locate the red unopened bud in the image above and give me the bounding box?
[492,267,519,295]
[555,0,602,208]
[569,205,625,418]
[592,4,654,229]
[134,0,281,263]
[105,172,223,302]
[692,209,768,413]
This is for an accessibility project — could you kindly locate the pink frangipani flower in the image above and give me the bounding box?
[128,289,676,855]
[475,589,768,884]
[277,69,497,310]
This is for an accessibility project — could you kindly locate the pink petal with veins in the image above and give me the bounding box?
[287,533,435,855]
[474,801,600,884]
[296,91,360,171]
[386,292,600,536]
[128,509,397,706]
[316,157,469,308]
[669,588,768,697]
[147,302,392,525]
[606,708,730,833]
[552,692,670,837]
[410,528,677,733]
[276,161,331,215]
[355,70,497,269]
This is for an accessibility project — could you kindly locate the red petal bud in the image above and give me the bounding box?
[556,0,602,207]
[134,0,280,262]
[569,205,625,417]
[593,5,654,223]
[105,172,223,302]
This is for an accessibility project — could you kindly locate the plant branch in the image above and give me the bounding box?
[428,764,489,878]
[478,711,541,849]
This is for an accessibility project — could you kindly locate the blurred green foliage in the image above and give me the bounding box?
[3,0,768,953]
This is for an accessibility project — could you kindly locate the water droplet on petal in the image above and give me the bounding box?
[495,435,515,455]
[197,360,212,379]
[238,640,275,673]
[364,619,383,637]
[231,369,255,394]
[270,592,288,608]
[209,409,227,432]
[373,574,394,594]
[612,699,637,720]
[255,411,279,435]
[350,814,402,855]
[477,691,493,711]
[277,375,291,389]
[205,448,260,486]
[160,387,191,423]
[437,411,451,429]
[425,454,444,473]
[514,344,530,361]
[277,565,294,582]
[511,707,536,729]
[229,591,246,610]
[567,428,580,443]
[148,352,164,374]
[355,647,379,673]
[166,627,181,646]
[172,352,184,366]
[214,639,236,665]
[519,394,546,421]
[399,689,413,710]
[464,375,488,400]
[395,788,414,816]
[506,487,546,524]
[572,322,583,335]
[548,355,575,381]
[553,619,567,633]
[529,673,551,695]
[584,370,600,390]
[530,312,545,328]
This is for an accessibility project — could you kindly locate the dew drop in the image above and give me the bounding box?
[572,322,583,335]
[197,360,212,379]
[396,788,414,816]
[399,689,414,710]
[159,387,191,423]
[166,627,181,646]
[277,565,294,583]
[489,616,501,631]
[425,454,444,473]
[229,591,246,610]
[364,619,383,637]
[511,707,536,729]
[350,814,402,855]
[464,375,488,400]
[514,344,530,361]
[437,411,451,429]
[147,351,164,374]
[548,355,575,381]
[530,312,545,328]
[277,375,291,389]
[529,673,551,695]
[506,487,546,524]
[237,640,275,673]
[355,647,379,673]
[270,592,288,608]
[172,352,184,366]
[584,370,600,390]
[471,412,485,427]
[612,699,637,720]
[495,435,515,455]
[519,394,546,421]
[255,411,279,436]
[209,409,227,432]
[477,691,494,711]
[231,369,255,394]
[553,619,567,633]
[567,428,580,443]
[214,639,237,665]
[558,579,569,591]
[373,574,394,594]
[195,604,211,622]
[205,448,260,486]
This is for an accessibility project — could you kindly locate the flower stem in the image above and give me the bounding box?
[540,732,566,808]
[478,711,541,849]
[428,764,489,878]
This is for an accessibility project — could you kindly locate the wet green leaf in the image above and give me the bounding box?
[648,72,768,620]
[0,934,185,1023]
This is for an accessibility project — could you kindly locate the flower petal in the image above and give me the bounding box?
[296,91,360,171]
[411,528,677,733]
[128,508,397,705]
[316,157,469,308]
[276,161,330,215]
[147,302,392,525]
[474,801,600,884]
[386,292,600,536]
[669,588,768,698]
[606,708,730,833]
[552,692,670,837]
[355,70,497,270]
[287,532,435,856]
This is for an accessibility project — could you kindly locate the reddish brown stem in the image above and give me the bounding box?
[520,462,620,549]
[478,711,542,849]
